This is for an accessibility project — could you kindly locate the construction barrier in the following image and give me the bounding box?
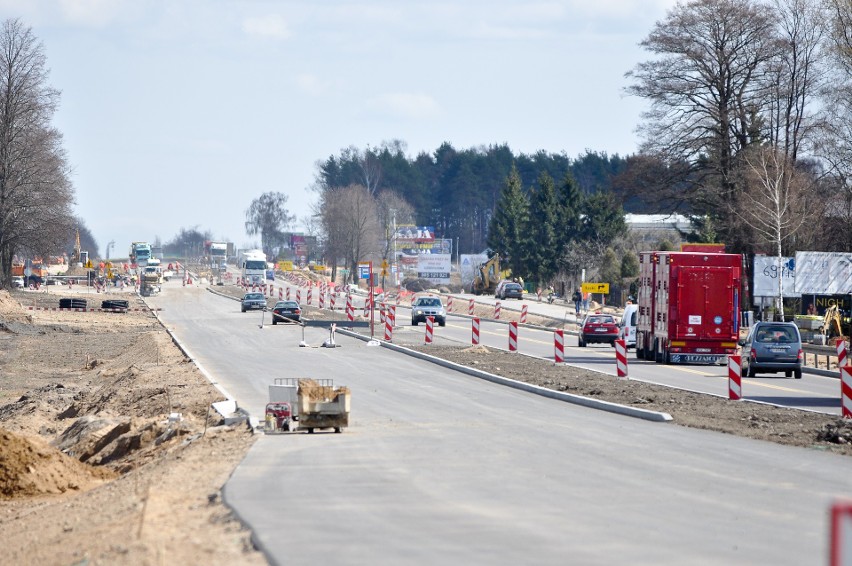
[469,298,475,316]
[425,316,434,344]
[286,287,290,301]
[307,287,312,305]
[839,341,848,368]
[508,321,518,351]
[843,366,852,419]
[278,287,283,300]
[384,313,393,341]
[346,294,354,322]
[389,305,396,327]
[330,293,336,310]
[363,295,371,317]
[615,339,628,378]
[728,355,742,400]
[447,296,453,312]
[554,329,564,363]
[296,289,301,304]
[520,304,528,324]
[472,317,480,345]
[319,290,325,309]
[495,301,502,320]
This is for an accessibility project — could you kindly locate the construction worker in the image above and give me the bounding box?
[572,289,582,316]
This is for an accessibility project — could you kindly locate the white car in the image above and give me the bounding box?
[12,276,24,288]
[619,303,638,348]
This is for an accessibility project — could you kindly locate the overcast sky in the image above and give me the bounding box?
[3,0,678,258]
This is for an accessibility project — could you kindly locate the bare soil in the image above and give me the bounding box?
[3,281,851,565]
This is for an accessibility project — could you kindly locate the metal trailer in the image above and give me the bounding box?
[266,378,350,434]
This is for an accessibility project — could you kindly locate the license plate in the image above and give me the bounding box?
[671,354,723,364]
[769,348,786,353]
[594,328,608,332]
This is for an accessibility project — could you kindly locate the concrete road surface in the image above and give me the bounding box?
[150,282,852,565]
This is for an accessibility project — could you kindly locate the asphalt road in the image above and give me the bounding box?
[149,281,852,565]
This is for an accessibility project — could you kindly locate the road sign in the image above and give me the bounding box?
[85,260,93,269]
[381,259,389,270]
[582,282,609,294]
[358,263,370,280]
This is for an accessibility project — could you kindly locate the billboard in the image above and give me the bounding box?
[753,255,799,298]
[794,252,852,294]
[460,253,488,288]
[417,254,451,283]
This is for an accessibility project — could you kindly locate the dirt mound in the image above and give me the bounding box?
[0,428,115,499]
[462,345,491,354]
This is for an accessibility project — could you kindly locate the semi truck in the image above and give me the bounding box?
[239,249,267,284]
[636,251,742,364]
[264,378,350,434]
[130,242,152,267]
[208,242,228,269]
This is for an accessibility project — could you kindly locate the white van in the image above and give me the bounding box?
[619,303,638,348]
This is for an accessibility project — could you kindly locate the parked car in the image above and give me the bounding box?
[578,313,619,347]
[740,321,803,379]
[497,281,524,300]
[411,296,446,326]
[12,276,24,289]
[271,301,301,324]
[241,292,267,312]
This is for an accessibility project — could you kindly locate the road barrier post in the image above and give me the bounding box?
[468,298,475,316]
[384,311,393,341]
[307,286,313,306]
[278,287,283,300]
[447,295,453,312]
[615,339,628,378]
[842,366,852,418]
[286,287,290,301]
[319,289,325,309]
[509,321,518,351]
[346,294,354,322]
[296,289,301,304]
[330,292,336,310]
[728,354,742,400]
[425,316,434,344]
[520,304,528,324]
[472,317,480,345]
[495,301,502,320]
[554,329,564,363]
[838,341,848,369]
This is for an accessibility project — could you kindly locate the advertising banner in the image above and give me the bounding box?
[794,252,852,294]
[753,255,799,298]
[460,254,488,287]
[417,254,452,283]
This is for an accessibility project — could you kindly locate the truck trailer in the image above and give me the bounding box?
[636,251,742,364]
[265,378,350,434]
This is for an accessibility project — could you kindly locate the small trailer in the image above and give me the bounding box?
[265,378,350,434]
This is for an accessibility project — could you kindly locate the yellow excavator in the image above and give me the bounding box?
[822,305,847,340]
[472,254,506,295]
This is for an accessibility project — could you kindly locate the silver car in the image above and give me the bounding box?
[241,292,267,312]
[411,296,446,327]
[740,321,803,379]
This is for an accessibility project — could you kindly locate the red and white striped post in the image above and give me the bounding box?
[319,289,325,309]
[379,302,386,324]
[495,301,502,320]
[389,305,396,327]
[425,316,434,344]
[363,294,371,317]
[278,287,283,300]
[508,321,518,351]
[346,294,354,322]
[330,292,336,310]
[472,317,480,345]
[307,286,313,305]
[520,304,528,324]
[728,354,742,400]
[447,295,453,312]
[384,312,394,341]
[842,366,852,418]
[468,298,475,315]
[554,329,565,363]
[286,287,290,301]
[838,341,848,369]
[615,338,628,378]
[296,289,301,304]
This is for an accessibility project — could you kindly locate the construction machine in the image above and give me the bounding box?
[821,304,847,341]
[472,254,504,295]
[265,378,350,434]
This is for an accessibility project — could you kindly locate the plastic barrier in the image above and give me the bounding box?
[728,354,742,400]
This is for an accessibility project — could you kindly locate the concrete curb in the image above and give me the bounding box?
[337,328,673,423]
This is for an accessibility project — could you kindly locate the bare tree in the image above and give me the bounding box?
[319,184,380,284]
[0,18,74,287]
[735,145,813,314]
[375,189,414,287]
[245,192,295,259]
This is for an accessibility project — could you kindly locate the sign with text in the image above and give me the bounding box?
[582,282,610,294]
[417,254,451,283]
[795,252,852,294]
[753,255,799,298]
[358,263,371,280]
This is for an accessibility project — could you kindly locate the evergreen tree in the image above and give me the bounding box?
[524,172,561,284]
[487,165,528,277]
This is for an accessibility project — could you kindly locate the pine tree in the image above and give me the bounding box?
[524,173,561,285]
[487,165,529,277]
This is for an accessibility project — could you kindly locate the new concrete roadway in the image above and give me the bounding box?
[148,281,852,565]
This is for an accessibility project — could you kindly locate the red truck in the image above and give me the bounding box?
[636,251,743,364]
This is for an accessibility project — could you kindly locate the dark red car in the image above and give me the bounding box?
[579,313,619,347]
